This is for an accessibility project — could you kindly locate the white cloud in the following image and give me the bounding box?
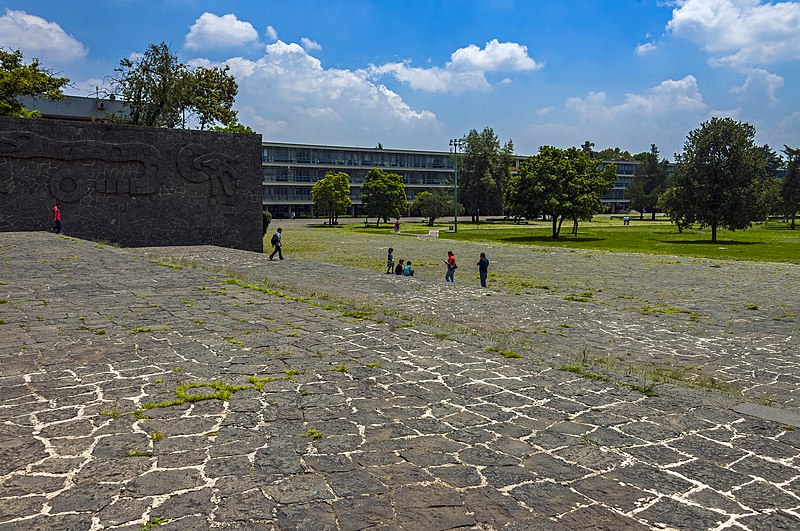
[537,106,554,116]
[667,0,800,66]
[731,68,784,105]
[369,39,542,94]
[191,40,440,146]
[301,37,322,51]
[368,62,490,94]
[449,39,542,72]
[566,75,707,118]
[185,12,260,50]
[265,25,278,41]
[0,9,86,63]
[636,42,657,55]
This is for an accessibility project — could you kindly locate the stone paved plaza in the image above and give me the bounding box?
[1,231,799,530]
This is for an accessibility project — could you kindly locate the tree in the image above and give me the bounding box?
[410,189,454,226]
[458,127,514,221]
[360,168,407,226]
[595,147,634,161]
[505,146,616,238]
[312,172,352,225]
[782,146,800,229]
[663,117,769,242]
[210,122,257,134]
[186,65,238,130]
[626,144,669,220]
[110,42,238,129]
[0,48,68,117]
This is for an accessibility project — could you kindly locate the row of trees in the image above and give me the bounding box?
[2,45,248,132]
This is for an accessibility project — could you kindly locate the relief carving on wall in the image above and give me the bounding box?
[177,143,246,203]
[0,131,160,202]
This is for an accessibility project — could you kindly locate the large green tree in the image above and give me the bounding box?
[0,49,68,117]
[360,168,407,226]
[110,42,238,129]
[626,144,669,220]
[782,146,800,229]
[312,171,352,225]
[410,189,456,226]
[505,146,616,238]
[663,117,770,242]
[458,127,514,220]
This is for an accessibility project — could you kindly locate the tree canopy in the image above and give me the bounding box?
[410,189,455,226]
[458,127,514,220]
[782,145,800,229]
[360,168,407,226]
[505,145,616,238]
[110,42,238,129]
[0,48,68,118]
[663,117,770,242]
[312,172,352,225]
[626,144,669,219]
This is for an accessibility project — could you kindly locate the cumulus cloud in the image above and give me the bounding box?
[369,39,542,93]
[449,39,542,72]
[301,37,322,51]
[368,63,491,94]
[667,0,800,66]
[0,9,86,63]
[636,42,657,55]
[731,67,784,106]
[185,12,260,50]
[191,40,440,146]
[566,75,707,118]
[265,25,278,41]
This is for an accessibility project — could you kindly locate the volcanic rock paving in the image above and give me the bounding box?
[0,232,798,530]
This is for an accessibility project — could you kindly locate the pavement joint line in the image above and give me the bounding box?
[0,232,799,529]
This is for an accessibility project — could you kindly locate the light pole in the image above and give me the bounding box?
[449,138,463,233]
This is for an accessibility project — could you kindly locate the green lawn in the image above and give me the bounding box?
[324,216,800,264]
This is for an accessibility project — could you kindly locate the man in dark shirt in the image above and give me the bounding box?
[477,252,489,287]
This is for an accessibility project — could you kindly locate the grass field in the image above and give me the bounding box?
[329,216,800,264]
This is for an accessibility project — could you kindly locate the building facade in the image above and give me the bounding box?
[261,142,455,218]
[262,141,657,217]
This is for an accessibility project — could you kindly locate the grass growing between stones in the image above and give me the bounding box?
[141,516,169,530]
[303,429,325,440]
[485,346,524,359]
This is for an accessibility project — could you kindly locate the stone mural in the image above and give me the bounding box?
[0,116,262,252]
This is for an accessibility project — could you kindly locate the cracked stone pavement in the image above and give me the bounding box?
[1,231,799,530]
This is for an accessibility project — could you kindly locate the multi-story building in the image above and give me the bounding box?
[263,141,667,217]
[261,142,455,217]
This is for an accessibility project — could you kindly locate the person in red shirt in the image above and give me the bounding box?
[444,250,457,283]
[51,204,62,234]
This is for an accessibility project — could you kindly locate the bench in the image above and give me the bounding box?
[417,229,439,239]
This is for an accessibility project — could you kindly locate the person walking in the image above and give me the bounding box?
[386,248,395,273]
[444,250,457,283]
[477,252,489,288]
[394,219,400,233]
[269,227,283,260]
[51,204,62,234]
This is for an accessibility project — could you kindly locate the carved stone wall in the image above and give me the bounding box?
[0,117,262,252]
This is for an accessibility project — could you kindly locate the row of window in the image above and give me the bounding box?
[263,147,452,169]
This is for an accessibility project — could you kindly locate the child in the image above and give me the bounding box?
[403,261,414,276]
[394,259,405,275]
[386,248,395,273]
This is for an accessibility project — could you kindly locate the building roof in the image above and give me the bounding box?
[16,95,128,122]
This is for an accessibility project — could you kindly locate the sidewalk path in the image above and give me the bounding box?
[0,232,798,530]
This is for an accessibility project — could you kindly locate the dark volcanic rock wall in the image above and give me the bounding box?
[0,116,262,252]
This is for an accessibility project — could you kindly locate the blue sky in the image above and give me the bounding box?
[2,0,799,160]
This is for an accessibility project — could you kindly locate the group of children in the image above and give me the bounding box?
[386,248,414,276]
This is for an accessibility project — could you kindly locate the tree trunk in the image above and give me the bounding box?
[429,217,435,227]
[792,212,796,229]
[572,219,579,235]
[551,216,558,238]
[711,223,717,243]
[651,211,656,221]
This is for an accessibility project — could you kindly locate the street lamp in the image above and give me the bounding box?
[449,138,464,233]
